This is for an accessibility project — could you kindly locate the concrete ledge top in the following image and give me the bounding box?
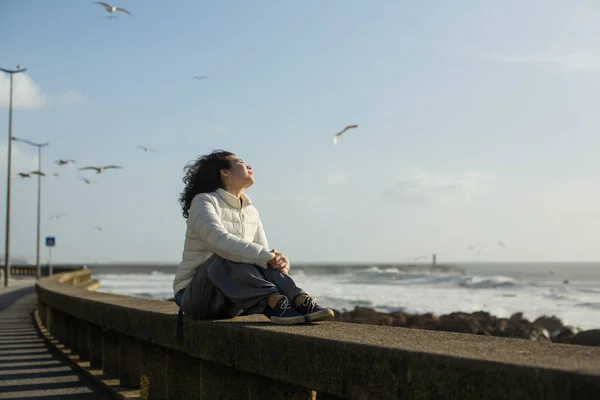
[36,271,600,399]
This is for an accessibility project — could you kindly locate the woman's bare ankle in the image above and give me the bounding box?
[267,293,283,308]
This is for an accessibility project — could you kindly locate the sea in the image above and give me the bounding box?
[90,262,600,330]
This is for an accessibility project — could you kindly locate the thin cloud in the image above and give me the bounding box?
[56,90,84,105]
[480,50,600,71]
[0,74,83,109]
[382,169,495,205]
[0,73,48,109]
[0,142,39,176]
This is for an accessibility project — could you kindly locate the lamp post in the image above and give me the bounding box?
[1,65,27,287]
[12,137,49,280]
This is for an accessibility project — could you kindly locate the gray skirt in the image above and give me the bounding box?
[179,254,306,320]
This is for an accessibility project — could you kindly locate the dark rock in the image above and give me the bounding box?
[533,315,564,335]
[570,329,600,347]
[405,313,437,329]
[336,306,395,326]
[389,311,407,327]
[551,326,580,344]
[330,306,595,346]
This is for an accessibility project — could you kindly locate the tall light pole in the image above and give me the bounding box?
[1,65,27,287]
[12,137,49,280]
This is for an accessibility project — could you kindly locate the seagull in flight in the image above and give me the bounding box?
[78,165,123,174]
[17,172,31,179]
[80,177,98,185]
[137,146,156,153]
[55,159,76,166]
[333,124,358,145]
[30,171,46,177]
[95,2,132,15]
[469,245,482,255]
[49,213,68,220]
[498,241,506,248]
[193,76,207,80]
[92,226,103,232]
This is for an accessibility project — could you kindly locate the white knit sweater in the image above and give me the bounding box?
[172,188,275,295]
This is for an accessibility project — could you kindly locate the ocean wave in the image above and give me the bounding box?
[345,267,517,290]
[456,275,517,289]
[574,302,600,310]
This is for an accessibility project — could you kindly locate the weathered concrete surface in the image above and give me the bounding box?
[37,273,600,400]
[0,281,112,399]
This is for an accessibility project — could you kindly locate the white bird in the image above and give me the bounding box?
[49,213,68,220]
[95,2,132,15]
[469,245,482,255]
[333,124,358,145]
[193,76,207,80]
[80,177,98,185]
[137,146,156,153]
[78,165,123,174]
[55,159,76,166]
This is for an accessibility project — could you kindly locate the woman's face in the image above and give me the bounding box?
[222,155,254,187]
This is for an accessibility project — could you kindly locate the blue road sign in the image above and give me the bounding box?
[45,237,55,247]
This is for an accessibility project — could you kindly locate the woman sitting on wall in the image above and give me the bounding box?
[173,150,335,325]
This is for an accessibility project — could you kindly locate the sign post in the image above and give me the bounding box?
[45,236,55,275]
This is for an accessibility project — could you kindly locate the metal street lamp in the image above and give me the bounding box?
[12,136,49,280]
[1,65,27,287]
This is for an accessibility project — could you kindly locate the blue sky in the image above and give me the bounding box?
[1,0,599,263]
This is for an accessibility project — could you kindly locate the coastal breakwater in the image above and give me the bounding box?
[36,270,600,399]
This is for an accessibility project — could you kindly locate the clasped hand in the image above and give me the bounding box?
[267,249,290,275]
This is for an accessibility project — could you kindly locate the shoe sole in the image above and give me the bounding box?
[270,315,306,325]
[305,309,335,322]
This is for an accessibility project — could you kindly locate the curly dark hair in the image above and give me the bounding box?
[179,150,235,219]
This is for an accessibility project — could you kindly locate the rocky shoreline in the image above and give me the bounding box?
[333,306,600,347]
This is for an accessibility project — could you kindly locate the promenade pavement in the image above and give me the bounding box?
[0,278,112,399]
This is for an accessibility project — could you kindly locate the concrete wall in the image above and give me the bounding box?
[36,270,600,400]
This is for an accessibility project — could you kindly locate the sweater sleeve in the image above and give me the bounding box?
[189,195,274,268]
[253,218,269,251]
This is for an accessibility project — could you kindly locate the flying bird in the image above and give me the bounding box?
[92,226,103,232]
[193,76,207,80]
[55,159,76,166]
[78,165,123,174]
[498,241,506,248]
[469,245,482,255]
[80,177,98,185]
[333,124,358,145]
[17,172,31,179]
[137,146,156,153]
[52,173,59,177]
[95,2,132,15]
[49,213,68,220]
[30,171,46,177]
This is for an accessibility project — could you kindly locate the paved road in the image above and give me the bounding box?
[0,280,112,399]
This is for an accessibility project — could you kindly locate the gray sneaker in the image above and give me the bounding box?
[293,296,335,322]
[264,296,306,325]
